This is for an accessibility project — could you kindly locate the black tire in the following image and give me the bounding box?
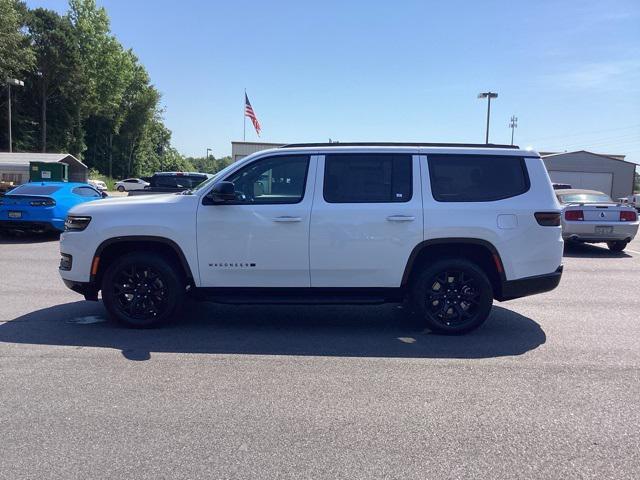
[607,240,627,252]
[410,258,493,335]
[117,185,125,192]
[101,252,185,328]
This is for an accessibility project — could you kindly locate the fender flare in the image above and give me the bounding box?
[93,235,194,282]
[401,237,506,286]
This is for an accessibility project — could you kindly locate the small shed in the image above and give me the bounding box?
[0,153,88,185]
[541,151,635,200]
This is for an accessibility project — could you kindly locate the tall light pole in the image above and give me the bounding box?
[206,148,212,160]
[477,91,498,144]
[6,78,25,152]
[509,115,518,145]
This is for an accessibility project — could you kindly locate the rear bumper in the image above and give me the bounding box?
[498,266,563,301]
[62,279,99,301]
[562,222,638,243]
[0,219,63,232]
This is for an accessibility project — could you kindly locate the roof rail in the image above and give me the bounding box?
[279,142,518,149]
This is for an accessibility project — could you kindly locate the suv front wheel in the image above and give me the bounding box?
[101,252,185,328]
[411,259,493,334]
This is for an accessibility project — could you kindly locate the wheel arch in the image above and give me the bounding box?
[92,236,194,287]
[402,238,506,299]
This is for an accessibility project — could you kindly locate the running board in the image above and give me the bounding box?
[193,287,404,305]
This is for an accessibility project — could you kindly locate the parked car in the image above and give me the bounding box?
[621,194,640,212]
[60,143,564,333]
[114,178,149,192]
[556,188,639,252]
[89,179,108,191]
[128,172,213,195]
[0,182,107,233]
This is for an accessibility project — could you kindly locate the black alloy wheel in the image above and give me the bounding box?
[102,252,184,328]
[113,264,168,320]
[411,259,493,334]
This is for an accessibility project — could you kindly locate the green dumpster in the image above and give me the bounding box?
[29,162,68,182]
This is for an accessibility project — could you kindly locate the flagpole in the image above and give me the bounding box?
[243,89,246,141]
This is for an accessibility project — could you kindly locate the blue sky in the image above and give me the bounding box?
[27,0,640,166]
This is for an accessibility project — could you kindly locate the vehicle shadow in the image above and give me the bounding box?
[0,231,60,244]
[0,301,546,361]
[563,241,631,259]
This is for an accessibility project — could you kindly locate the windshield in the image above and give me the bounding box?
[8,184,62,195]
[558,193,613,204]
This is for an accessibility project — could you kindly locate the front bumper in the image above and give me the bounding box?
[62,279,99,301]
[498,266,563,301]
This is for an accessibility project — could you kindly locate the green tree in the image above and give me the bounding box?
[0,0,34,82]
[0,0,34,151]
[25,8,81,152]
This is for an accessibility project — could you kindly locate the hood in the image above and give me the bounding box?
[68,192,196,216]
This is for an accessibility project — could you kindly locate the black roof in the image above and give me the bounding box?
[280,142,518,149]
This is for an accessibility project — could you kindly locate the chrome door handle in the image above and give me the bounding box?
[273,216,302,222]
[386,215,415,222]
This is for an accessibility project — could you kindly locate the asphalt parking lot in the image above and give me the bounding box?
[1,234,639,479]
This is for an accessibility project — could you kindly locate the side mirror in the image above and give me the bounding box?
[207,181,236,203]
[101,191,109,198]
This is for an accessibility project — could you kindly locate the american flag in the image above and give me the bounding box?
[244,93,261,136]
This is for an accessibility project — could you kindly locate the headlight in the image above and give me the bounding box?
[65,215,92,231]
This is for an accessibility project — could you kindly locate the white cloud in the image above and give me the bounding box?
[543,59,640,90]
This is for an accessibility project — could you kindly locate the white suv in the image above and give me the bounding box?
[59,143,564,334]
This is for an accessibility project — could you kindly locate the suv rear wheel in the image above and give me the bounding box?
[411,259,493,334]
[101,252,185,328]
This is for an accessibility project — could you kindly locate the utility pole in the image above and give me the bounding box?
[6,79,25,152]
[206,148,212,160]
[477,91,498,144]
[109,133,113,179]
[509,115,518,145]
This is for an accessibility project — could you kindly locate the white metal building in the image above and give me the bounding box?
[541,151,635,200]
[231,141,284,162]
[0,152,89,185]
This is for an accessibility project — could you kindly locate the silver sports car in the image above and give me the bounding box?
[556,189,639,252]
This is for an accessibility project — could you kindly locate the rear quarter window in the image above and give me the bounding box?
[428,154,530,202]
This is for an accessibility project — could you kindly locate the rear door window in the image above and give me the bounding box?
[323,154,412,203]
[428,154,529,202]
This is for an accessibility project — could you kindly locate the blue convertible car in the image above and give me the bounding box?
[0,182,106,233]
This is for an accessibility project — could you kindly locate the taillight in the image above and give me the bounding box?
[565,210,584,221]
[620,210,637,222]
[535,212,561,226]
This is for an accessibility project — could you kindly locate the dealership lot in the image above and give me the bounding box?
[0,235,639,479]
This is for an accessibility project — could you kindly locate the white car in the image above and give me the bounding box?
[59,143,563,333]
[114,178,149,192]
[557,189,639,252]
[88,179,107,191]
